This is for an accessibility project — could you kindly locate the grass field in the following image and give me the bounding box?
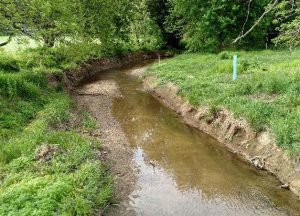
[0,43,112,215]
[147,50,300,159]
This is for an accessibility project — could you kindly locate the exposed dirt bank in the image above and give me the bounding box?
[73,81,136,216]
[64,51,171,88]
[142,75,300,199]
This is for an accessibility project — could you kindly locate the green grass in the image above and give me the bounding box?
[0,87,112,216]
[147,49,300,159]
[0,43,113,215]
[0,96,112,215]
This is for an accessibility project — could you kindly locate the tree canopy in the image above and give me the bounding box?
[0,0,299,51]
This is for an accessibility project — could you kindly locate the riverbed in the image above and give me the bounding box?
[78,62,300,216]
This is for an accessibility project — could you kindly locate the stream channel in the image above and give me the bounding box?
[85,62,300,216]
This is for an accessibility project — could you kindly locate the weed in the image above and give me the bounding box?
[82,112,98,132]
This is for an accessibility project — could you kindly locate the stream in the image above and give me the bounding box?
[87,63,300,216]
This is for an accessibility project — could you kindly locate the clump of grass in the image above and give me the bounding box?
[147,49,300,159]
[0,162,111,216]
[82,112,98,132]
[0,72,47,99]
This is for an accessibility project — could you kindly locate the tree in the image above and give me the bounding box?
[0,0,82,47]
[0,0,147,52]
[127,0,163,51]
[233,0,279,44]
[166,0,274,51]
[146,0,181,48]
[75,0,140,53]
[273,0,299,48]
[29,0,81,47]
[0,0,29,46]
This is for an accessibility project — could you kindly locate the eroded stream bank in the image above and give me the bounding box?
[75,62,300,216]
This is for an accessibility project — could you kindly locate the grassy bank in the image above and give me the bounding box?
[147,50,300,159]
[0,43,112,215]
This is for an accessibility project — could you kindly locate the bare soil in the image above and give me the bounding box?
[73,80,136,216]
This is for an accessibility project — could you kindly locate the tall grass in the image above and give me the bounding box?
[148,49,300,159]
[0,43,112,215]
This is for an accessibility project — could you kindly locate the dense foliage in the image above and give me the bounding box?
[273,0,300,48]
[167,0,275,51]
[1,0,300,51]
[0,0,164,52]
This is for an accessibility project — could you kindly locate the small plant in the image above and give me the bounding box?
[82,112,98,132]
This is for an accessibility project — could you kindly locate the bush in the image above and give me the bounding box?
[21,42,103,73]
[218,51,230,60]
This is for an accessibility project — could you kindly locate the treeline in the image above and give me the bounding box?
[147,0,299,51]
[0,0,299,52]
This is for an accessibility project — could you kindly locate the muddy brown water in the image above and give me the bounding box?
[86,63,300,216]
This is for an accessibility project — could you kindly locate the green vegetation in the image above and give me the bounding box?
[167,0,274,51]
[0,36,38,52]
[148,50,300,159]
[0,44,112,215]
[0,0,165,53]
[1,0,300,52]
[1,0,300,213]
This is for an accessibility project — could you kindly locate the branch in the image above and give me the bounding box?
[240,0,253,37]
[0,35,13,47]
[233,0,279,44]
